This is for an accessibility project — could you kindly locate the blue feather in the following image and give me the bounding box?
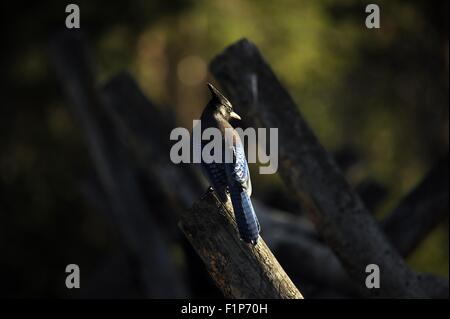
[224,134,260,245]
[201,161,228,202]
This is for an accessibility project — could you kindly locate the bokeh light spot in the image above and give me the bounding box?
[177,55,207,86]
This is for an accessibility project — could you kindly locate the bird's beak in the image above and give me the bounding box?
[230,111,241,120]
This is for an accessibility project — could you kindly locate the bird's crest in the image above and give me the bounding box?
[207,83,232,107]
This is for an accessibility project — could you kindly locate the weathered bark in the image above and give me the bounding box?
[416,273,449,299]
[256,200,449,298]
[179,189,303,299]
[210,38,426,298]
[382,155,449,257]
[255,201,356,295]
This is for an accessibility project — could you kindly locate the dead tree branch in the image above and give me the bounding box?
[210,38,426,298]
[179,190,304,299]
[257,202,448,298]
[382,155,449,257]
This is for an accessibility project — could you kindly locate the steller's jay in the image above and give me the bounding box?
[200,83,260,245]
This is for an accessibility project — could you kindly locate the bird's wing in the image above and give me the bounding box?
[225,134,260,244]
[201,161,228,202]
[226,135,252,195]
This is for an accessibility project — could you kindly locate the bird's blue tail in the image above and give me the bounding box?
[229,186,260,245]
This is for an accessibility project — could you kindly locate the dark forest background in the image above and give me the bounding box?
[1,0,448,298]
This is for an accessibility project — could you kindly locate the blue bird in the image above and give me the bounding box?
[200,83,260,245]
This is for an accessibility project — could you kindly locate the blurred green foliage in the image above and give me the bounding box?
[1,0,448,296]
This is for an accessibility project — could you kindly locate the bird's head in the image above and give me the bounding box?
[206,83,241,122]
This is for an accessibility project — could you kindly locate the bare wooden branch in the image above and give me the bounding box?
[254,201,356,294]
[179,190,303,299]
[258,202,448,298]
[416,273,449,299]
[382,155,449,257]
[210,38,426,298]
